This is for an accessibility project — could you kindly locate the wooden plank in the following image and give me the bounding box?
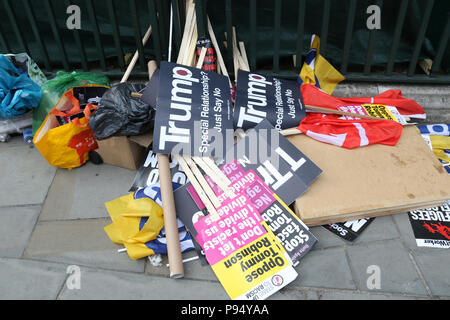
[290,126,450,225]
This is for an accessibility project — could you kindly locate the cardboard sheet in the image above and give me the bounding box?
[288,126,450,226]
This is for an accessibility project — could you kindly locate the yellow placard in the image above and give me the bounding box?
[211,226,295,300]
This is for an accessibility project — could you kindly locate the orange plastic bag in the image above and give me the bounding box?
[34,86,108,169]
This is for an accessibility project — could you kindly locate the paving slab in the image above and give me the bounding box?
[39,162,137,221]
[23,219,146,273]
[0,205,41,258]
[346,239,428,296]
[269,288,320,300]
[352,215,400,244]
[291,247,356,290]
[0,144,56,207]
[317,290,429,300]
[58,266,228,300]
[412,250,450,297]
[391,212,420,251]
[308,226,348,250]
[0,258,67,300]
[0,135,29,149]
[145,250,220,282]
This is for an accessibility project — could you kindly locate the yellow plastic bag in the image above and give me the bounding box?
[33,86,108,170]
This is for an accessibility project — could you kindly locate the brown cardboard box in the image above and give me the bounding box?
[96,133,153,170]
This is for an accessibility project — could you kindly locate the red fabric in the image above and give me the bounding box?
[298,113,403,149]
[301,84,426,118]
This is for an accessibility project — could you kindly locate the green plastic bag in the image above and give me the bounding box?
[32,71,110,135]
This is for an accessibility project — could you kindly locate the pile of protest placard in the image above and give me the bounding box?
[8,0,445,301]
[102,0,449,300]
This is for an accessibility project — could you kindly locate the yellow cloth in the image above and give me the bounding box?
[430,135,450,164]
[299,35,345,95]
[104,193,164,260]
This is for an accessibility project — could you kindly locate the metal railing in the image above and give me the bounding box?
[0,0,448,83]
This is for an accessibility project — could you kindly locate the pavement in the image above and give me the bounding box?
[0,82,449,301]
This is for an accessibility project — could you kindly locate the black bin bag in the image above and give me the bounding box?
[89,83,155,140]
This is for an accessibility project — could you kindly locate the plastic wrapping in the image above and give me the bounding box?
[89,83,155,140]
[32,71,110,135]
[0,55,42,119]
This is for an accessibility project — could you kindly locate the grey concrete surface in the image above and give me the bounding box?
[1,79,449,302]
[0,205,41,258]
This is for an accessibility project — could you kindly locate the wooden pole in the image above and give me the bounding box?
[157,153,185,278]
[121,25,153,83]
[207,17,232,88]
[151,58,184,278]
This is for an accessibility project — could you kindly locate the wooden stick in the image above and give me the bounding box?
[232,35,247,72]
[231,27,239,81]
[183,156,222,209]
[192,157,231,186]
[239,41,250,71]
[202,158,233,187]
[177,3,196,64]
[176,155,220,221]
[151,59,184,279]
[184,22,198,66]
[121,25,153,83]
[280,128,303,137]
[196,47,207,69]
[157,154,184,278]
[192,157,235,198]
[305,105,388,121]
[130,62,156,100]
[131,92,143,99]
[148,60,158,79]
[207,17,232,88]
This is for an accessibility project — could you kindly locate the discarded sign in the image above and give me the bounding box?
[234,70,306,131]
[324,218,375,242]
[225,120,322,205]
[152,62,234,158]
[130,150,188,192]
[408,201,450,248]
[193,188,297,300]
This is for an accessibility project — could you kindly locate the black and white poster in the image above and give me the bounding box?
[129,150,188,192]
[152,62,234,158]
[224,119,322,206]
[408,201,450,248]
[234,70,306,131]
[323,218,375,242]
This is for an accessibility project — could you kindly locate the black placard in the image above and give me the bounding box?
[129,150,188,192]
[152,62,234,158]
[323,218,375,242]
[224,119,322,206]
[408,201,450,248]
[234,70,306,131]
